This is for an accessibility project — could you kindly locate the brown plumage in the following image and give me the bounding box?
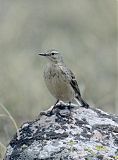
[39,49,89,108]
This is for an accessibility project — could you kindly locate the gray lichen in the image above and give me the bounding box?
[4,105,118,160]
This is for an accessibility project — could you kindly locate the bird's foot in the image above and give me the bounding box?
[44,101,74,116]
[56,101,74,110]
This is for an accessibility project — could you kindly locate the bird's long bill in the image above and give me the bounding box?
[38,53,48,56]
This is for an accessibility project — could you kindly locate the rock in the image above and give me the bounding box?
[4,104,118,160]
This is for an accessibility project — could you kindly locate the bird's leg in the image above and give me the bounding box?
[54,99,59,107]
[54,100,67,110]
[67,101,74,110]
[46,99,60,116]
[69,101,71,105]
[43,100,75,117]
[48,100,68,116]
[40,100,60,116]
[53,100,72,110]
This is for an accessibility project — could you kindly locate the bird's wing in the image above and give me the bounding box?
[59,65,81,97]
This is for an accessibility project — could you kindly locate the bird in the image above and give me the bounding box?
[38,49,89,109]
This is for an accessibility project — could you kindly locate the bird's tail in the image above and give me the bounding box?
[75,95,89,108]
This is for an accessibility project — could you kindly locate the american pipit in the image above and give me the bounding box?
[39,49,89,109]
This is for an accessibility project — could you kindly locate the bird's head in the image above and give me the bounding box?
[38,49,63,64]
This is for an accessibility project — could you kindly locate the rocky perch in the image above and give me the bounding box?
[4,104,118,160]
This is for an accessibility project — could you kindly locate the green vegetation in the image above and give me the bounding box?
[95,145,107,151]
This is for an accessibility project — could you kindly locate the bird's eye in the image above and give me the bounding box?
[51,53,55,55]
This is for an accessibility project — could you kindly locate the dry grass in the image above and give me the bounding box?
[0,141,6,160]
[0,103,19,159]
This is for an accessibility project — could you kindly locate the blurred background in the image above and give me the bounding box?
[0,0,117,147]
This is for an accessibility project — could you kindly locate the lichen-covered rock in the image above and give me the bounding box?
[4,104,118,160]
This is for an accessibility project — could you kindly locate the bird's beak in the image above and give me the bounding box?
[38,52,51,57]
[38,53,47,56]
